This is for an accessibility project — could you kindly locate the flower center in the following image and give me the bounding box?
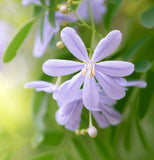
[81,62,95,78]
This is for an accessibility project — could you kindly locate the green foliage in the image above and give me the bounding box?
[140,6,154,29]
[48,0,56,27]
[104,0,122,30]
[3,19,36,63]
[138,70,154,120]
[134,60,151,73]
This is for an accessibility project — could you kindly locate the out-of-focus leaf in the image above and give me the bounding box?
[123,36,150,60]
[48,0,56,27]
[40,0,46,5]
[124,115,133,150]
[138,70,154,119]
[140,6,154,29]
[3,19,36,63]
[104,0,122,30]
[32,92,50,148]
[31,74,52,148]
[135,117,149,151]
[33,6,45,17]
[134,60,152,73]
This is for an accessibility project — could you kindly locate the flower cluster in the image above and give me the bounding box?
[25,26,146,137]
[23,0,147,138]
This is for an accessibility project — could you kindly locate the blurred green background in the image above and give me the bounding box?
[0,0,154,159]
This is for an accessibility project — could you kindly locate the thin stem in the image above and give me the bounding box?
[73,11,102,38]
[55,76,61,87]
[89,111,93,127]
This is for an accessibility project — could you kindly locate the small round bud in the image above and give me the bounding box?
[75,129,80,136]
[80,129,86,135]
[60,5,69,14]
[56,41,64,49]
[67,0,73,5]
[88,126,97,138]
[57,4,63,10]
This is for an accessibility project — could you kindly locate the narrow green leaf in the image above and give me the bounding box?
[134,60,152,73]
[124,116,132,150]
[104,0,122,30]
[140,6,154,29]
[48,0,56,27]
[135,117,149,150]
[138,70,154,119]
[3,19,36,63]
[123,36,150,60]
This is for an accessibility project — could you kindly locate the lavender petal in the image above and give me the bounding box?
[92,30,122,62]
[95,71,125,100]
[96,61,134,77]
[61,27,89,62]
[43,59,83,76]
[83,72,99,111]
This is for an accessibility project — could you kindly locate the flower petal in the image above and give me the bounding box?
[55,11,77,23]
[125,80,147,88]
[65,100,83,131]
[100,105,121,125]
[92,111,109,128]
[24,81,55,93]
[83,72,99,110]
[33,15,59,57]
[55,110,70,125]
[43,59,83,76]
[59,101,77,117]
[62,72,84,102]
[99,95,116,106]
[114,77,127,86]
[22,0,41,5]
[96,61,134,77]
[92,30,122,62]
[95,71,125,100]
[61,27,89,62]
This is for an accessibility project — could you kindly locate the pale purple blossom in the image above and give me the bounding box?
[43,27,134,110]
[56,84,121,131]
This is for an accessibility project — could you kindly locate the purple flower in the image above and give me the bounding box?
[43,27,134,110]
[56,85,121,132]
[77,0,106,23]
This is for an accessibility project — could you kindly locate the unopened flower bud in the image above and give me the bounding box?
[75,129,80,136]
[67,0,73,5]
[57,4,63,10]
[88,126,97,138]
[80,129,86,135]
[56,41,64,49]
[60,5,69,14]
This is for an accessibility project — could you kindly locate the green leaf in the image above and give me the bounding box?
[104,0,122,30]
[3,19,36,63]
[124,116,133,150]
[123,36,150,61]
[138,70,154,119]
[40,0,46,5]
[134,60,152,73]
[140,6,154,29]
[48,0,56,27]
